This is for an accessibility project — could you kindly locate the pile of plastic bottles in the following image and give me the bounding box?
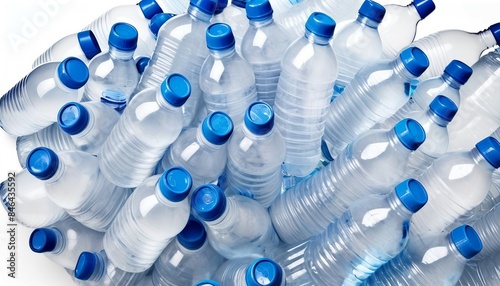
[2,0,500,285]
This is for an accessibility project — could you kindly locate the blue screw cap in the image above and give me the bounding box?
[135,57,150,74]
[138,0,164,19]
[245,258,284,286]
[29,228,58,253]
[202,111,234,145]
[394,179,428,213]
[246,0,273,21]
[394,118,426,151]
[177,217,207,250]
[399,47,429,77]
[160,73,191,107]
[57,57,89,89]
[75,252,98,281]
[215,0,228,14]
[149,13,176,38]
[190,0,217,15]
[489,22,500,46]
[305,12,336,39]
[108,22,138,51]
[475,137,500,169]
[194,280,221,286]
[26,147,60,180]
[245,102,275,135]
[450,225,483,259]
[429,95,458,122]
[158,167,192,202]
[57,102,90,135]
[413,0,435,19]
[358,0,386,23]
[206,23,235,51]
[77,30,101,60]
[232,0,247,8]
[443,60,473,85]
[191,184,227,222]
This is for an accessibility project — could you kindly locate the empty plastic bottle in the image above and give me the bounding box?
[274,12,338,177]
[222,102,285,208]
[411,23,500,80]
[211,0,248,54]
[411,137,500,235]
[151,217,225,285]
[148,12,176,40]
[241,0,292,106]
[322,47,429,160]
[103,168,192,273]
[469,203,500,261]
[26,147,132,232]
[331,0,386,100]
[194,280,221,286]
[99,74,189,188]
[29,217,104,270]
[135,57,150,74]
[191,184,280,259]
[378,0,435,59]
[157,111,233,187]
[270,118,426,244]
[200,23,258,125]
[213,257,285,286]
[32,30,101,68]
[0,57,89,136]
[367,225,482,286]
[82,22,140,112]
[458,253,500,286]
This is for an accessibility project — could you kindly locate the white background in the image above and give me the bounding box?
[0,0,498,285]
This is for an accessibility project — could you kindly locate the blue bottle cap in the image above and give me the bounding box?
[429,95,458,122]
[190,0,217,15]
[138,0,164,19]
[57,102,90,135]
[305,12,336,39]
[394,179,428,213]
[246,0,273,21]
[160,73,191,107]
[394,118,426,151]
[206,23,235,51]
[475,137,500,169]
[489,22,500,46]
[26,147,60,180]
[443,60,473,85]
[194,280,221,286]
[29,228,58,253]
[108,22,138,51]
[135,56,150,74]
[399,47,429,77]
[57,57,89,89]
[75,252,98,280]
[232,0,247,8]
[245,258,283,286]
[202,111,234,145]
[215,0,228,14]
[413,0,435,19]
[191,184,227,221]
[450,225,482,259]
[149,13,176,38]
[177,217,207,250]
[158,167,192,202]
[77,30,101,60]
[245,102,274,135]
[358,0,386,23]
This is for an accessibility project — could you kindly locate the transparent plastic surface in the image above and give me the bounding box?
[33,33,93,68]
[211,5,248,55]
[458,254,500,286]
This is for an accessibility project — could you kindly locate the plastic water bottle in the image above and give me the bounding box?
[82,22,140,112]
[331,0,386,100]
[135,56,150,74]
[211,0,249,54]
[26,147,132,232]
[447,48,500,152]
[410,23,500,80]
[273,179,428,285]
[194,280,221,286]
[274,12,338,177]
[468,203,500,261]
[32,30,101,68]
[103,167,192,273]
[411,137,500,235]
[151,217,225,285]
[156,0,190,14]
[213,257,285,286]
[191,184,280,259]
[74,250,146,285]
[29,217,104,270]
[367,225,482,286]
[200,23,258,125]
[458,253,500,286]
[137,0,216,128]
[377,59,473,130]
[0,169,67,228]
[0,57,89,136]
[156,111,233,187]
[378,0,435,59]
[240,0,292,106]
[268,0,304,17]
[222,102,285,208]
[322,47,429,160]
[148,12,176,40]
[99,73,190,188]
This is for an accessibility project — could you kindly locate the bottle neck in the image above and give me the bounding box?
[249,17,274,28]
[209,47,236,58]
[408,3,424,20]
[85,252,106,282]
[196,127,224,150]
[242,124,273,140]
[154,182,185,207]
[426,109,450,127]
[108,46,135,60]
[188,6,213,22]
[53,69,77,93]
[441,74,463,90]
[447,234,470,263]
[388,129,414,156]
[386,190,414,218]
[204,197,234,230]
[70,107,95,139]
[471,148,497,172]
[478,28,498,50]
[175,237,208,254]
[48,228,65,254]
[356,15,380,29]
[45,159,66,184]
[304,30,331,46]
[391,57,419,82]
[156,89,180,111]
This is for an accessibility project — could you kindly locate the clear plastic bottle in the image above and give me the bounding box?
[26,147,131,232]
[137,0,217,128]
[223,102,285,208]
[268,0,304,18]
[213,257,285,286]
[241,0,292,106]
[28,217,104,270]
[322,47,429,160]
[378,0,435,59]
[151,217,225,285]
[148,12,176,40]
[270,118,426,244]
[331,0,386,100]
[458,253,500,285]
[0,57,88,136]
[274,12,338,177]
[200,23,258,125]
[32,30,101,68]
[156,0,190,14]
[99,73,190,188]
[191,184,280,259]
[411,23,500,80]
[211,0,248,55]
[103,168,192,273]
[157,111,233,187]
[469,203,500,261]
[82,22,140,112]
